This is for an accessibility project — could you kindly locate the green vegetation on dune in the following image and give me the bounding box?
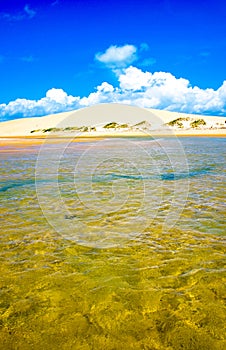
[29,117,208,134]
[190,119,206,128]
[30,129,42,133]
[167,117,206,129]
[63,126,80,131]
[30,127,63,133]
[134,120,149,126]
[30,126,97,133]
[119,123,129,128]
[42,127,62,133]
[167,117,190,128]
[64,126,95,132]
[133,120,151,129]
[103,122,129,129]
[103,122,119,129]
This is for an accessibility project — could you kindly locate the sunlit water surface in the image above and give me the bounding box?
[0,137,225,349]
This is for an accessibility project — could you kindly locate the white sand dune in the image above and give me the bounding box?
[0,104,225,137]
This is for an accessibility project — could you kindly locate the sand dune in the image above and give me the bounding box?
[0,104,225,137]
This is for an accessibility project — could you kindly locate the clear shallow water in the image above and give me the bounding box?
[0,137,225,349]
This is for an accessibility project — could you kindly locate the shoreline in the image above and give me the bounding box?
[0,131,226,147]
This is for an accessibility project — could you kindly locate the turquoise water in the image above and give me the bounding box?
[0,137,225,349]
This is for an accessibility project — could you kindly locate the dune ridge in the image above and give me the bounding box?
[0,105,225,137]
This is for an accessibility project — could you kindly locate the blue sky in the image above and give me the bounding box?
[0,0,226,120]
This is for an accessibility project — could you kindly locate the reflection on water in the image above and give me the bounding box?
[0,137,225,349]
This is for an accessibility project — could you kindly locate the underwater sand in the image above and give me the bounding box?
[0,137,225,349]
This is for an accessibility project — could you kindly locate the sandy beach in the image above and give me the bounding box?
[0,105,225,139]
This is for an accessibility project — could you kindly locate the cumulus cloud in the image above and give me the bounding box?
[46,88,69,103]
[0,89,80,120]
[1,67,226,121]
[118,66,153,90]
[95,44,138,68]
[80,83,117,107]
[117,66,226,114]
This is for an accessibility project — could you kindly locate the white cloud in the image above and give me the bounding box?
[218,81,226,99]
[80,83,116,106]
[95,44,138,68]
[0,67,226,121]
[0,89,80,120]
[116,67,226,114]
[119,66,153,90]
[46,88,69,103]
[97,82,114,93]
